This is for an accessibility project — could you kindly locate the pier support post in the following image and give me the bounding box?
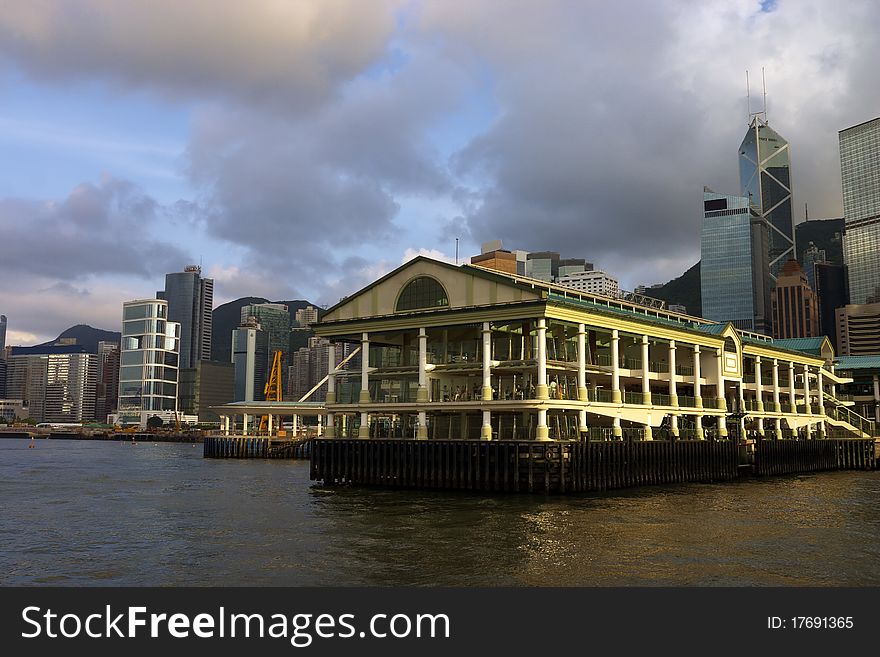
[670,414,679,438]
[536,409,550,441]
[417,411,428,440]
[611,330,622,404]
[577,323,588,402]
[695,414,704,440]
[358,412,370,439]
[874,375,880,423]
[243,413,249,436]
[642,335,651,404]
[775,417,782,440]
[268,413,273,437]
[482,410,492,440]
[536,319,549,400]
[718,413,728,438]
[644,413,653,441]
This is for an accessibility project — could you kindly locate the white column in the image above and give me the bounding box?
[417,328,428,403]
[577,324,588,402]
[326,342,336,438]
[482,322,493,401]
[641,335,651,404]
[613,413,622,439]
[418,411,427,440]
[738,381,746,437]
[788,362,796,411]
[817,368,825,417]
[359,332,370,404]
[536,319,549,400]
[772,358,781,413]
[803,365,812,415]
[611,329,622,404]
[317,413,322,437]
[223,416,229,436]
[693,345,703,408]
[358,332,370,438]
[242,413,248,436]
[267,413,273,436]
[715,348,726,411]
[755,356,764,412]
[695,414,704,440]
[668,340,678,407]
[577,323,588,434]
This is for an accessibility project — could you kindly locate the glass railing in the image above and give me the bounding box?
[702,398,718,409]
[677,395,696,408]
[649,361,667,373]
[743,374,755,383]
[653,393,672,406]
[675,364,694,376]
[623,391,644,405]
[587,388,614,403]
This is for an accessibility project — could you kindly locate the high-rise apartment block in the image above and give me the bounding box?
[0,314,6,357]
[739,116,795,280]
[178,360,235,423]
[839,117,880,304]
[295,305,319,328]
[118,299,181,427]
[700,189,772,333]
[771,259,818,339]
[555,270,619,297]
[158,266,213,370]
[836,302,880,356]
[231,317,269,402]
[814,262,849,350]
[5,345,97,423]
[94,341,120,423]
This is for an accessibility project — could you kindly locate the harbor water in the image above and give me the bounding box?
[2,438,879,586]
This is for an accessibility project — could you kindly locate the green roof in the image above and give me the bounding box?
[772,337,826,356]
[836,356,880,371]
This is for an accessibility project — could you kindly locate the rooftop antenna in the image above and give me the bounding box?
[762,66,768,123]
[455,238,459,265]
[746,69,752,122]
[805,203,809,222]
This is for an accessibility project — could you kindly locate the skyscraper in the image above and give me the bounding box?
[839,116,880,304]
[231,317,269,402]
[739,116,795,280]
[118,299,181,427]
[158,266,213,370]
[5,345,96,423]
[240,302,289,371]
[0,314,6,357]
[700,189,772,333]
[771,259,818,339]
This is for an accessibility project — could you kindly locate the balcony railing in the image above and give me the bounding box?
[623,391,645,405]
[743,374,755,383]
[653,393,672,406]
[702,398,719,409]
[677,395,696,408]
[587,388,614,403]
[649,361,667,373]
[675,364,694,376]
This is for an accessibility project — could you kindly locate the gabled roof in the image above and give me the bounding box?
[773,337,832,357]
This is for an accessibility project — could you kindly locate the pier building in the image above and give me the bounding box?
[213,257,874,443]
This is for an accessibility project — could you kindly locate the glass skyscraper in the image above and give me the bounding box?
[158,266,213,370]
[701,190,772,333]
[839,116,880,304]
[739,117,795,280]
[118,299,181,427]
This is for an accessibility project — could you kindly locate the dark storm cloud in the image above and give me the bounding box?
[0,176,189,280]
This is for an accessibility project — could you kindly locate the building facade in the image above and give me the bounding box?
[739,116,795,279]
[5,346,97,423]
[771,259,818,339]
[178,360,235,423]
[282,257,871,443]
[117,299,181,427]
[94,340,120,423]
[0,314,6,357]
[835,356,880,425]
[240,303,290,373]
[836,302,880,356]
[556,269,620,297]
[295,305,320,328]
[840,117,880,304]
[232,318,269,401]
[158,266,213,369]
[701,190,772,333]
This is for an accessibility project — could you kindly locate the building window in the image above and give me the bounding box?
[396,277,449,312]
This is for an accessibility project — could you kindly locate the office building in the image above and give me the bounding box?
[240,303,290,371]
[0,314,6,357]
[232,317,269,402]
[739,116,795,279]
[800,242,826,291]
[795,218,844,271]
[471,248,518,275]
[836,302,880,356]
[5,345,97,423]
[525,252,560,282]
[558,258,590,278]
[701,189,772,333]
[0,399,28,423]
[117,299,181,428]
[178,360,235,423]
[556,269,620,297]
[840,117,880,304]
[158,265,213,370]
[814,263,849,350]
[94,341,120,423]
[771,259,818,339]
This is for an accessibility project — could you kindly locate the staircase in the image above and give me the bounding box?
[823,392,877,439]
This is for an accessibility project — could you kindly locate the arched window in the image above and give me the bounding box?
[396,276,449,311]
[724,337,737,353]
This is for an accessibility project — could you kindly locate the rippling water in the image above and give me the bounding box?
[2,438,879,586]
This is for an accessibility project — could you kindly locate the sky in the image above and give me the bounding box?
[1,0,879,346]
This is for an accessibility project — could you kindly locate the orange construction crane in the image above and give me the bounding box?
[259,351,284,434]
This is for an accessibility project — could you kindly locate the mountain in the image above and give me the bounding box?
[650,261,701,317]
[211,297,323,363]
[34,324,121,352]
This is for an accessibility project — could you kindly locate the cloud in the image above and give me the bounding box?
[0,0,403,111]
[0,175,190,280]
[401,247,456,265]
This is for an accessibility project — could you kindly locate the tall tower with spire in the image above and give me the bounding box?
[738,115,795,280]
